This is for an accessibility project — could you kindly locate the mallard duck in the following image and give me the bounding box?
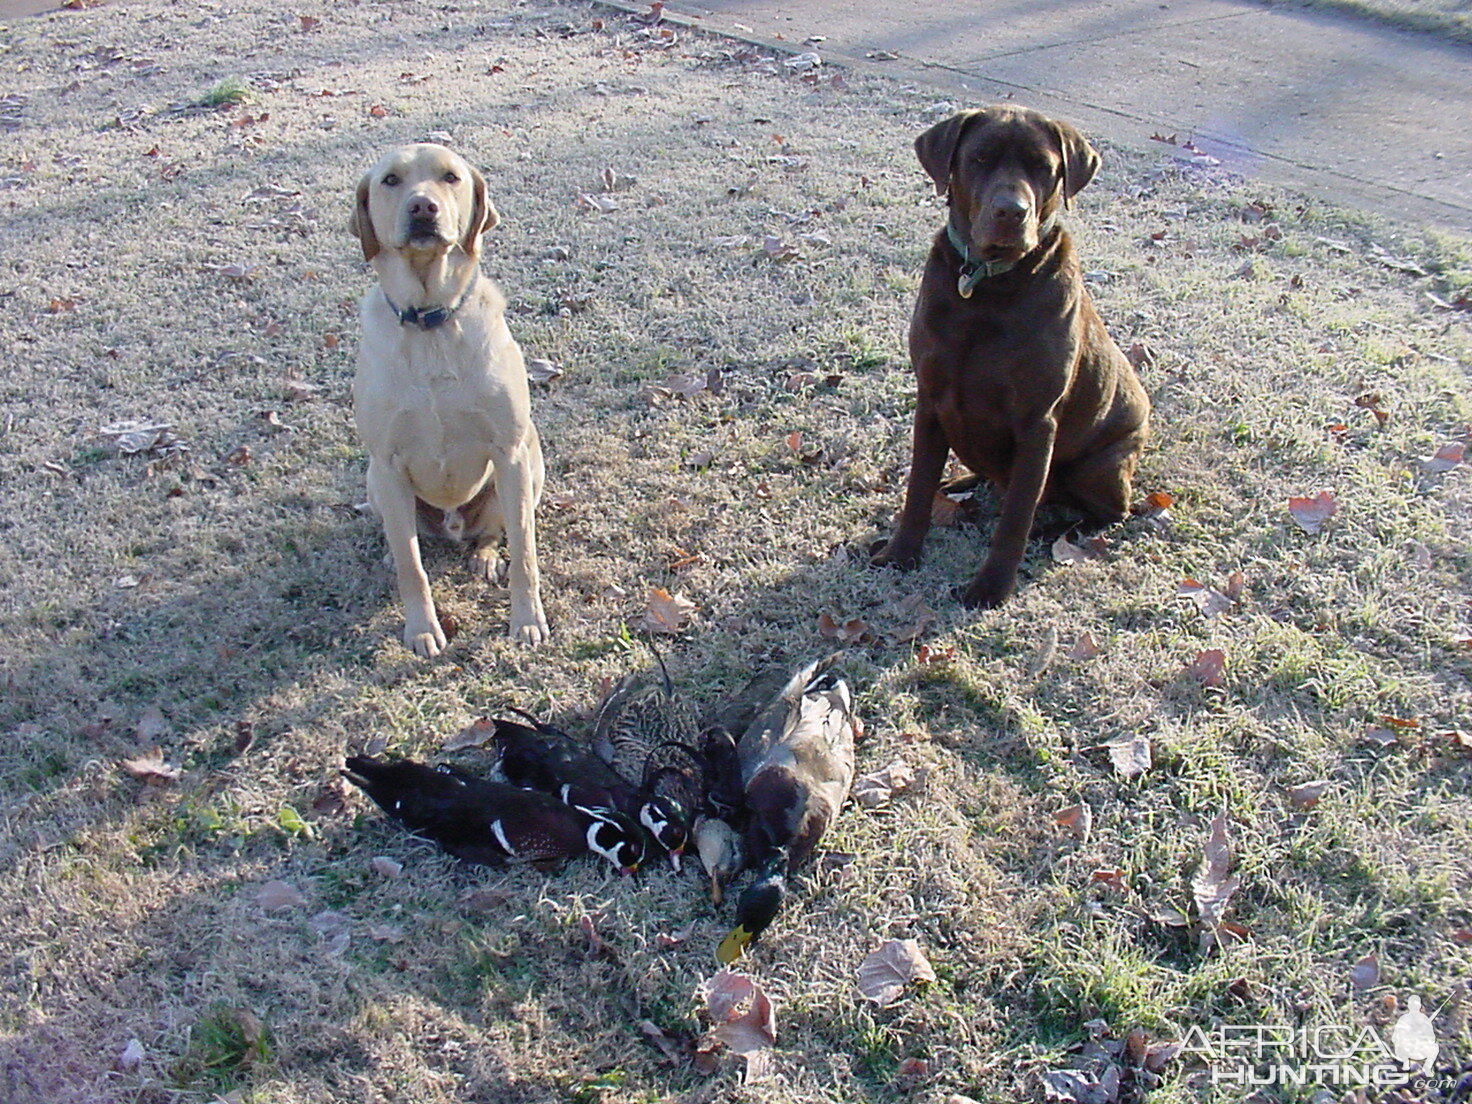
[715,660,858,964]
[592,647,703,867]
[489,713,691,870]
[698,665,798,819]
[342,755,644,873]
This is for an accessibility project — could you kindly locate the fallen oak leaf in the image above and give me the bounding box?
[1099,733,1152,779]
[818,611,874,645]
[1192,812,1240,950]
[853,759,916,809]
[1067,632,1102,659]
[1051,534,1103,564]
[856,938,936,1007]
[915,643,955,665]
[642,588,695,634]
[1288,490,1338,534]
[1053,803,1092,842]
[370,856,403,879]
[1350,952,1379,991]
[257,879,306,911]
[639,1019,686,1064]
[525,358,564,384]
[1421,441,1465,473]
[698,968,776,1077]
[1177,577,1234,618]
[120,748,181,785]
[442,716,496,752]
[1286,779,1332,810]
[1187,648,1226,687]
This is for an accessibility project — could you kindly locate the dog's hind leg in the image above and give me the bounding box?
[1054,431,1144,525]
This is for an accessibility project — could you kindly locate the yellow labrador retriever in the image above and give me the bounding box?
[350,143,549,656]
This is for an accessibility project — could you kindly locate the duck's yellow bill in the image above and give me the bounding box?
[715,925,754,965]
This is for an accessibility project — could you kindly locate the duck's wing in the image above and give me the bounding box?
[703,664,800,740]
[593,649,701,783]
[738,670,857,867]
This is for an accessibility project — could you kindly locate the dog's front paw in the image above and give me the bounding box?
[959,566,1016,610]
[509,610,550,647]
[870,537,923,571]
[404,616,448,658]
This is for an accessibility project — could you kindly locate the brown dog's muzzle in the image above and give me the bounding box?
[968,175,1042,259]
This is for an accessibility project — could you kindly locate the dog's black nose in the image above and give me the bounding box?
[407,195,439,218]
[991,194,1028,224]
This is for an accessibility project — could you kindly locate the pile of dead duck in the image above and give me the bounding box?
[342,654,859,963]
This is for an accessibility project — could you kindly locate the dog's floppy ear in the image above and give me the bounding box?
[349,170,380,262]
[914,108,989,197]
[1050,118,1101,207]
[462,166,500,257]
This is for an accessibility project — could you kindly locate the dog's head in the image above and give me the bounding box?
[915,106,1099,263]
[350,143,499,263]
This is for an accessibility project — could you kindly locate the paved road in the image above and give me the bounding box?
[7,0,1468,232]
[644,0,1472,234]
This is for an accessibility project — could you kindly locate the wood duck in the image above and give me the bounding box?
[342,755,644,873]
[592,648,703,868]
[488,713,680,870]
[715,659,858,964]
[692,813,744,905]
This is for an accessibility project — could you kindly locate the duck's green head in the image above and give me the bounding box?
[715,854,787,964]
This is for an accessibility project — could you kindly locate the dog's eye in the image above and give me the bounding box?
[442,171,460,184]
[382,173,400,187]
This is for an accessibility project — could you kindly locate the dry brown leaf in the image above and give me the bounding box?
[1051,534,1102,564]
[856,938,936,1006]
[135,703,171,742]
[1288,490,1339,534]
[310,776,351,816]
[1350,952,1379,990]
[1286,779,1332,810]
[120,748,181,785]
[1187,648,1226,687]
[639,1019,685,1064]
[443,716,496,752]
[699,969,777,1069]
[887,595,937,643]
[818,611,874,645]
[257,879,306,911]
[1054,803,1092,842]
[1091,868,1127,891]
[525,358,564,384]
[1177,578,1234,618]
[370,856,403,879]
[915,643,955,665]
[1192,813,1240,948]
[642,588,695,634]
[1362,726,1399,747]
[1101,734,1152,779]
[853,759,916,809]
[1067,632,1102,660]
[1422,442,1465,473]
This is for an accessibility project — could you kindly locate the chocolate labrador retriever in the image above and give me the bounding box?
[872,106,1150,608]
